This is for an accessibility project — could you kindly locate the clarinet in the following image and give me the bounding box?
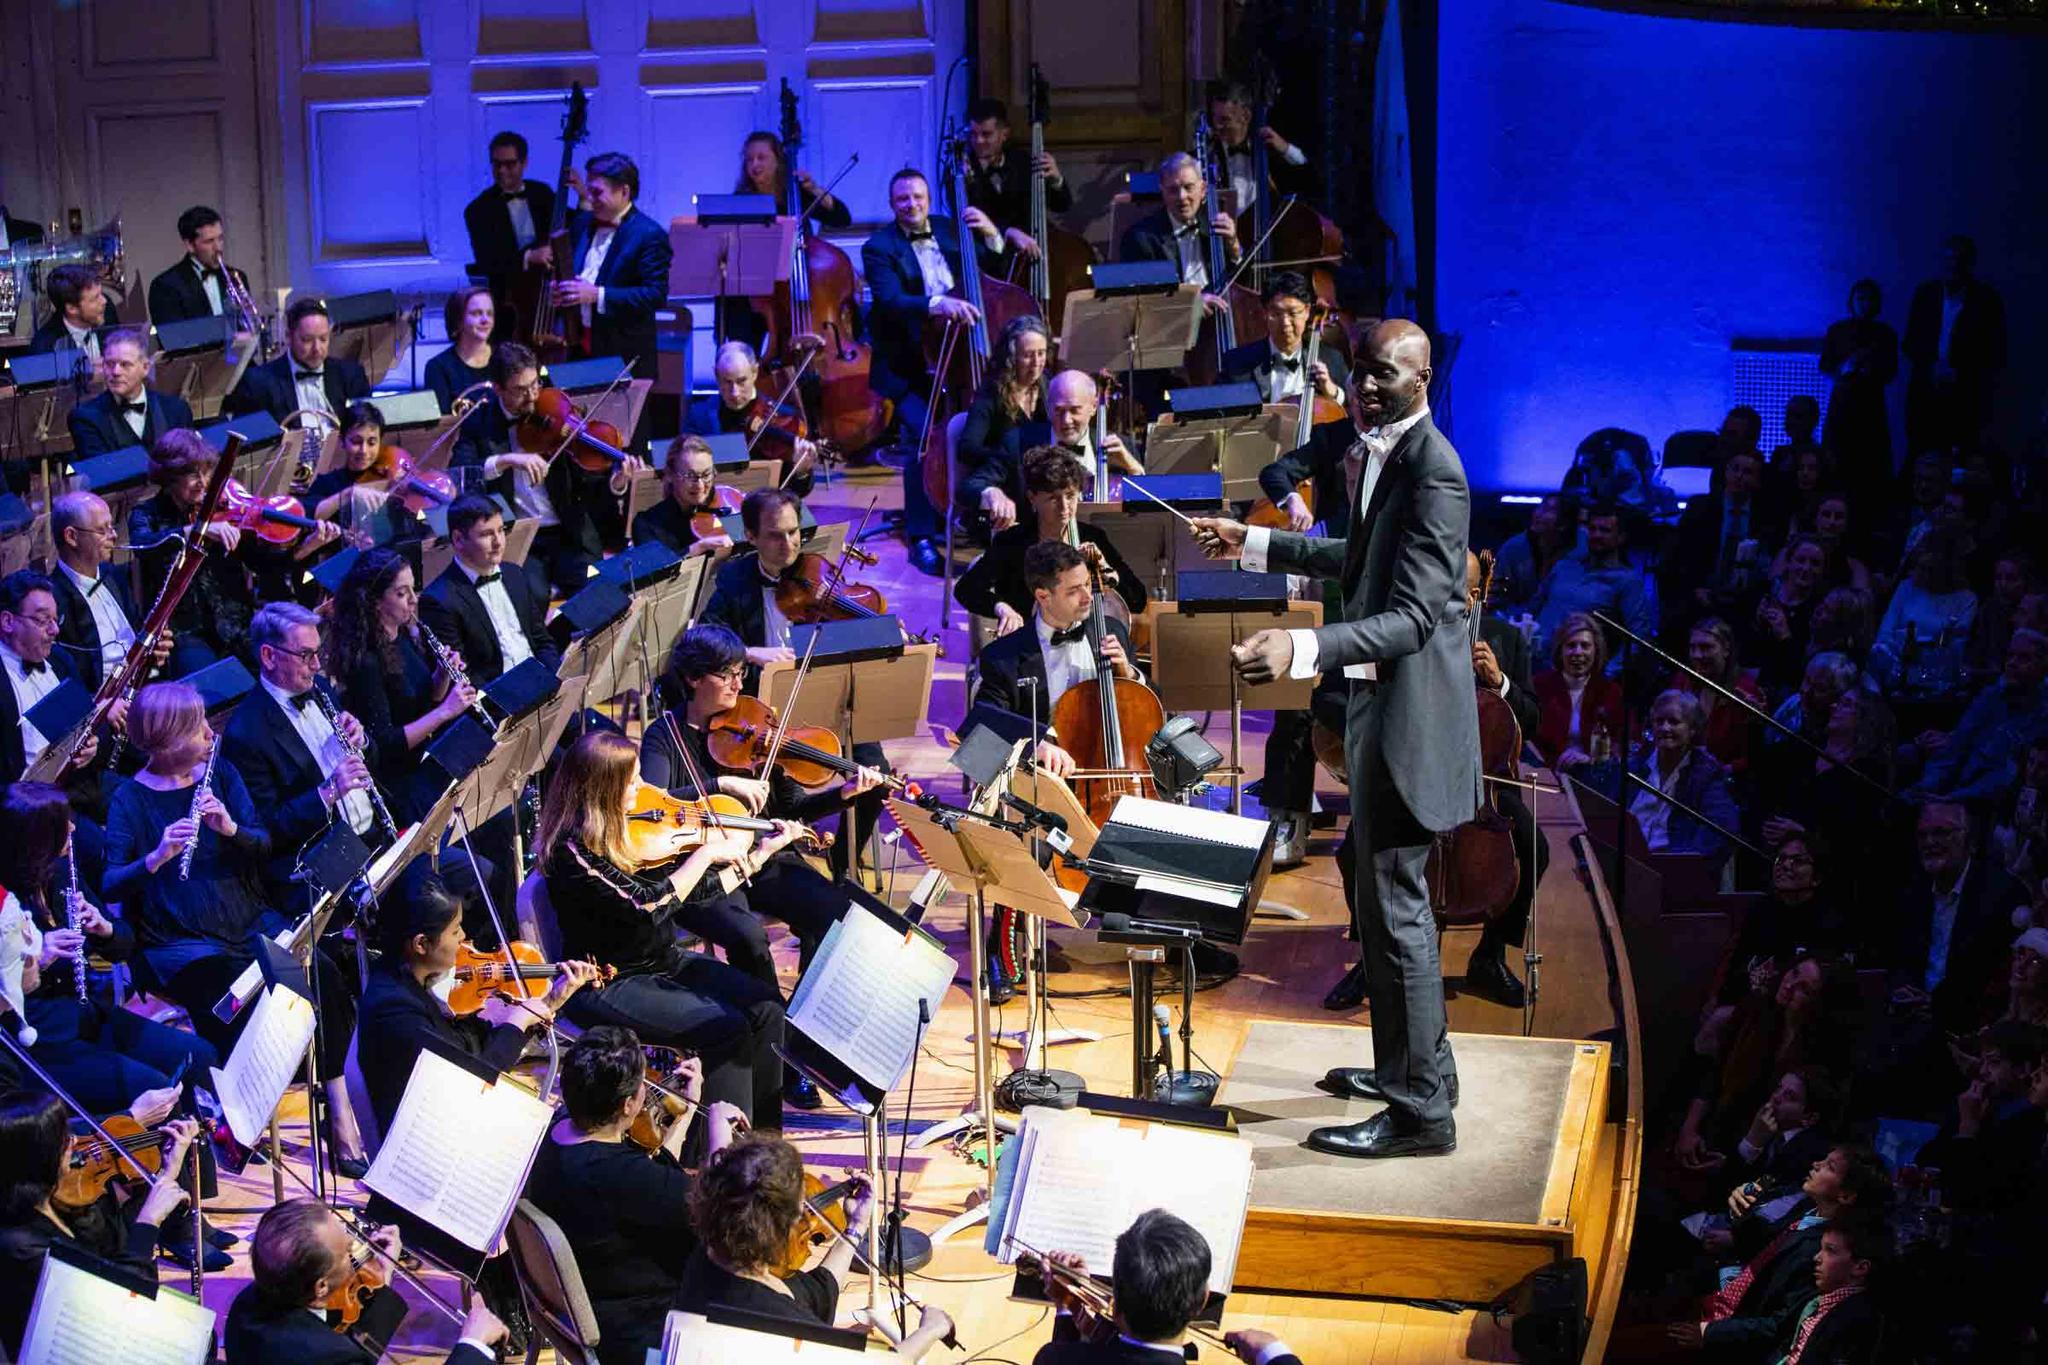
[65,841,88,1004]
[178,734,221,881]
[415,621,498,734]
[310,686,399,843]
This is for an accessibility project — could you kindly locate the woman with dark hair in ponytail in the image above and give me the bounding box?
[0,1092,200,1357]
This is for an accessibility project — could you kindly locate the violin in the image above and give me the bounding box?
[706,693,908,797]
[1426,551,1522,925]
[771,1171,858,1278]
[625,1045,702,1153]
[623,783,826,868]
[442,940,614,1017]
[688,483,744,541]
[1048,555,1166,826]
[55,1113,172,1208]
[321,1220,390,1328]
[773,550,888,625]
[518,385,631,475]
[362,442,457,515]
[214,477,324,545]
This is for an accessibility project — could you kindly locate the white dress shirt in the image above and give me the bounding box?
[1,644,61,768]
[63,322,100,367]
[577,224,615,329]
[261,678,373,835]
[1262,346,1308,402]
[1924,859,1969,991]
[58,560,136,680]
[462,560,534,674]
[909,232,955,298]
[292,366,333,424]
[117,396,148,439]
[1035,613,1098,710]
[760,572,795,650]
[190,256,224,315]
[1242,405,1431,683]
[506,194,537,250]
[1170,222,1209,288]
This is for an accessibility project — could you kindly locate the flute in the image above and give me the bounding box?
[178,734,220,881]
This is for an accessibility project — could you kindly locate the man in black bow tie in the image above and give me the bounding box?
[1220,271,1347,412]
[66,328,193,457]
[463,131,557,329]
[1205,81,1312,217]
[0,569,98,785]
[145,205,252,327]
[226,296,369,428]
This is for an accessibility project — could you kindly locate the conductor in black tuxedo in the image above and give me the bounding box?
[144,205,249,326]
[1195,320,1479,1159]
[464,130,556,323]
[225,1198,506,1365]
[1904,233,2007,453]
[1219,271,1348,408]
[537,152,672,415]
[861,166,1005,576]
[228,296,369,428]
[1031,1210,1302,1365]
[64,327,192,458]
[417,494,562,686]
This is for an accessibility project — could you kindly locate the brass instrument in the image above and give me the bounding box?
[309,686,400,844]
[218,259,270,353]
[178,732,221,881]
[65,838,88,1005]
[415,621,497,734]
[0,216,124,333]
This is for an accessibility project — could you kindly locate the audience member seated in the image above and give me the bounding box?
[1767,396,1825,484]
[1532,611,1627,771]
[1761,654,1872,795]
[1782,492,1872,595]
[1561,428,1654,513]
[1717,837,1856,1004]
[1874,526,1977,696]
[1627,689,1742,871]
[1758,693,1894,908]
[1913,1019,2047,1215]
[1904,628,2048,804]
[1528,504,1655,662]
[1746,1216,1887,1365]
[1493,491,1579,610]
[1988,739,2048,888]
[1667,446,1778,624]
[1886,801,2031,1033]
[1672,618,1763,775]
[1746,535,1828,696]
[1804,589,1878,685]
[1969,548,2038,683]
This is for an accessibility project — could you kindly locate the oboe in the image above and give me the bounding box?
[65,840,87,1004]
[178,733,221,881]
[310,687,399,843]
[415,621,498,734]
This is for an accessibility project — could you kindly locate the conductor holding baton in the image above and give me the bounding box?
[1190,319,1479,1159]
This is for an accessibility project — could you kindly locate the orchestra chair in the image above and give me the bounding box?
[506,1199,602,1365]
[340,1029,384,1158]
[514,870,564,962]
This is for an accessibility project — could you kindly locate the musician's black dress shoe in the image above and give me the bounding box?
[1463,948,1527,1008]
[1322,963,1367,1011]
[1317,1067,1460,1110]
[783,1071,824,1110]
[1305,1109,1456,1159]
[909,538,944,577]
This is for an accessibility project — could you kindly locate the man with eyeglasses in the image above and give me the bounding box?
[50,491,170,692]
[65,328,192,458]
[630,434,735,561]
[1890,800,2031,1032]
[0,569,99,784]
[464,130,556,330]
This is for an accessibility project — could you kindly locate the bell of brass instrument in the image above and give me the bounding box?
[219,259,269,349]
[0,215,124,332]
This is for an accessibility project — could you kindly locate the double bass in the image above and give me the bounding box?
[508,83,590,362]
[1009,65,1095,328]
[1182,110,1264,388]
[1049,554,1166,826]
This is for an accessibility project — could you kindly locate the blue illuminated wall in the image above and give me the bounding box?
[1435,0,2048,494]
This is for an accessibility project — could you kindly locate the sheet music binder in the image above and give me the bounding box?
[1076,797,1274,945]
[19,1242,216,1365]
[660,1305,870,1362]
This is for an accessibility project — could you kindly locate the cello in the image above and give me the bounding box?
[508,83,590,363]
[1425,551,1522,924]
[1049,553,1166,826]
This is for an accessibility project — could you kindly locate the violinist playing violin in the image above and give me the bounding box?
[451,342,649,597]
[525,1026,747,1365]
[305,402,428,548]
[629,434,736,561]
[956,447,1146,637]
[676,1133,956,1359]
[974,541,1141,781]
[225,1198,505,1365]
[683,341,822,496]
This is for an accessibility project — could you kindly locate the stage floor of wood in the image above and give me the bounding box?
[171,462,1614,1363]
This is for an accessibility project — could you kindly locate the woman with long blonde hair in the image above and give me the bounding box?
[537,730,797,1126]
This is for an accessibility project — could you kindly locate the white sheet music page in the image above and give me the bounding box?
[1132,1123,1255,1294]
[999,1109,1137,1271]
[18,1254,215,1365]
[660,1311,869,1363]
[209,984,317,1148]
[786,906,956,1093]
[364,1048,552,1252]
[1107,795,1266,848]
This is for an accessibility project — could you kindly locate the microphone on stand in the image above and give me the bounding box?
[1151,1002,1174,1074]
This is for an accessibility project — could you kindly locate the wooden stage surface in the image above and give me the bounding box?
[168,464,1636,1363]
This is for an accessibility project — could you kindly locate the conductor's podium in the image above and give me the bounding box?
[1216,1022,1613,1303]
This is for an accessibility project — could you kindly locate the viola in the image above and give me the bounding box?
[706,693,907,797]
[1048,556,1166,826]
[771,1171,857,1278]
[772,550,887,625]
[55,1113,171,1208]
[623,784,825,868]
[688,484,744,541]
[321,1221,390,1328]
[518,385,630,475]
[363,443,457,515]
[215,477,324,545]
[625,1045,699,1153]
[442,940,613,1017]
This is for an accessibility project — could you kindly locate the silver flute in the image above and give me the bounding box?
[178,733,221,881]
[310,686,400,843]
[415,621,498,734]
[65,839,87,1004]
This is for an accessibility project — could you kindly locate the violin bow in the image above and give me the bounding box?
[800,1180,964,1353]
[744,345,819,463]
[762,626,825,782]
[1003,1234,1235,1352]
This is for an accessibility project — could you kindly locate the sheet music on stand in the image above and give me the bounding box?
[783,894,958,1108]
[660,1306,871,1363]
[986,1104,1254,1300]
[1078,795,1274,943]
[363,1042,551,1256]
[18,1243,215,1365]
[208,982,319,1149]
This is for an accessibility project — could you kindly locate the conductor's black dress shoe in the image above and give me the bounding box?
[1317,1066,1460,1109]
[1304,1109,1456,1159]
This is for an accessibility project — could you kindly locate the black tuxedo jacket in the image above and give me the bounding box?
[146,256,249,326]
[464,177,557,284]
[975,614,1138,743]
[565,205,672,379]
[1480,613,1541,740]
[1255,419,1361,541]
[1665,491,1781,592]
[219,679,369,899]
[954,521,1147,623]
[698,551,772,649]
[224,1282,495,1365]
[1904,278,2006,377]
[975,419,1060,511]
[1032,1315,1300,1365]
[860,218,967,401]
[0,648,80,784]
[50,565,141,691]
[964,146,1072,275]
[1118,208,1221,284]
[228,352,370,424]
[1890,859,2029,1028]
[1221,336,1350,405]
[418,560,561,685]
[25,314,117,357]
[682,392,815,496]
[448,396,618,560]
[66,387,192,458]
[357,962,527,1134]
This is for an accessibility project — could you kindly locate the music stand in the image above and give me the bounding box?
[1144,403,1291,501]
[997,764,1102,1063]
[1059,284,1205,444]
[153,324,255,421]
[667,213,794,348]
